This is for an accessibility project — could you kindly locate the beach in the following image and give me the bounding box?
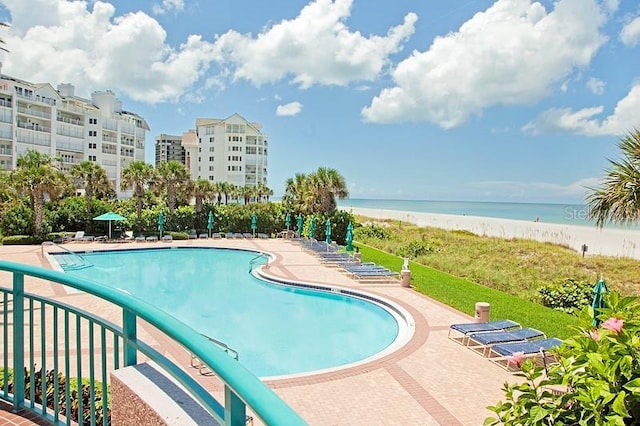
[349,207,640,260]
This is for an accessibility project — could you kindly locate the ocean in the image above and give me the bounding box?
[336,198,634,229]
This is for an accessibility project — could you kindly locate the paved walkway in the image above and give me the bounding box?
[0,239,521,425]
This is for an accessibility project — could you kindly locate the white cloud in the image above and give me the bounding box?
[276,101,303,116]
[587,77,605,95]
[152,0,185,15]
[620,16,640,46]
[362,0,608,128]
[524,83,640,136]
[0,0,216,103]
[213,0,417,88]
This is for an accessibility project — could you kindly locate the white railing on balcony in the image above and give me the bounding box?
[59,103,85,114]
[56,139,84,152]
[103,119,118,131]
[0,99,11,108]
[135,128,145,138]
[103,134,117,143]
[56,115,83,126]
[16,131,51,146]
[16,121,51,133]
[17,106,51,120]
[0,147,12,155]
[121,139,134,147]
[102,158,117,166]
[56,125,84,139]
[102,147,117,155]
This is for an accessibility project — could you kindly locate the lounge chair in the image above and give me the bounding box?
[467,328,546,356]
[69,231,85,242]
[135,235,146,242]
[212,233,222,239]
[257,233,268,239]
[188,230,198,239]
[198,233,208,239]
[487,337,563,371]
[146,236,158,242]
[448,319,521,345]
[243,233,254,239]
[233,232,244,239]
[162,235,173,242]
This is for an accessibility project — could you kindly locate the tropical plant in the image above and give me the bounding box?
[70,161,114,213]
[120,160,154,221]
[11,150,72,234]
[587,129,640,227]
[486,292,640,425]
[154,160,191,214]
[216,181,235,205]
[283,168,349,214]
[192,178,215,217]
[255,182,272,203]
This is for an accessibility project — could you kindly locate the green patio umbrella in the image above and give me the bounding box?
[296,214,303,235]
[325,218,332,245]
[251,213,257,236]
[207,211,214,237]
[345,222,354,252]
[285,212,291,230]
[93,211,126,239]
[158,212,164,238]
[309,216,316,239]
[592,276,608,326]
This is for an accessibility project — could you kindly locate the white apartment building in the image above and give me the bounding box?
[182,113,268,188]
[0,67,148,196]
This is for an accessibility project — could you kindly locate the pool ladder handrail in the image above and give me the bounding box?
[191,333,239,375]
[249,252,269,272]
[41,241,93,269]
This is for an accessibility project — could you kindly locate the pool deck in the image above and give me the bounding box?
[0,239,521,425]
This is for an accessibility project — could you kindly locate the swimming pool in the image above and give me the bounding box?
[51,247,408,378]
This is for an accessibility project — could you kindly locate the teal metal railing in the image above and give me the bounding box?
[0,260,305,425]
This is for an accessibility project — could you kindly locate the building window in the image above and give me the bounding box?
[89,143,97,149]
[209,137,214,142]
[209,176,214,180]
[209,166,214,171]
[89,118,97,125]
[209,146,214,152]
[89,130,97,137]
[88,155,96,161]
[209,156,214,161]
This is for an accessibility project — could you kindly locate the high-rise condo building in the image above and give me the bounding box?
[0,66,149,197]
[181,113,268,188]
[155,133,185,165]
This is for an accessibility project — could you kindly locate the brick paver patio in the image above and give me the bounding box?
[0,239,521,425]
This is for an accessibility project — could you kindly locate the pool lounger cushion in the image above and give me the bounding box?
[466,327,546,356]
[448,319,521,345]
[488,337,563,371]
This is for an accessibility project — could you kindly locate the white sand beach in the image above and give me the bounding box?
[349,207,640,260]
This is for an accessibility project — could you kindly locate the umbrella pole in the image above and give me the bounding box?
[109,221,111,239]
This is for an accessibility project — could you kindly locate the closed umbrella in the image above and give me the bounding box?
[251,213,257,237]
[296,214,303,236]
[309,216,316,240]
[158,212,164,238]
[285,212,291,230]
[592,276,608,326]
[325,219,332,245]
[93,211,126,239]
[207,211,214,237]
[346,222,354,251]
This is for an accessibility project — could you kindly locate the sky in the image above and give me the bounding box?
[0,0,639,204]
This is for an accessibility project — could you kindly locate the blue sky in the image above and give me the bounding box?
[1,0,639,203]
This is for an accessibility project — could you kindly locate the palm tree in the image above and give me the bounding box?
[283,173,309,212]
[192,178,215,217]
[218,181,234,205]
[312,167,349,213]
[154,160,190,214]
[255,182,273,203]
[120,160,154,220]
[587,129,640,227]
[70,161,113,213]
[11,150,72,234]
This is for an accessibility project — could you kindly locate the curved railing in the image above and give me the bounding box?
[0,260,305,425]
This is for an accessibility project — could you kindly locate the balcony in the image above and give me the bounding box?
[103,119,118,131]
[102,134,118,143]
[16,131,50,146]
[0,147,12,155]
[17,105,51,120]
[17,121,51,133]
[0,99,11,108]
[56,139,84,152]
[56,115,83,126]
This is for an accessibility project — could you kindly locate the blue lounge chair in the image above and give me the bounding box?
[488,338,563,370]
[448,319,521,345]
[467,328,546,356]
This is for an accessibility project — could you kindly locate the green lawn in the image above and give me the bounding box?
[357,243,578,339]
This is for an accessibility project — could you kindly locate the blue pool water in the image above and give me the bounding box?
[53,247,400,377]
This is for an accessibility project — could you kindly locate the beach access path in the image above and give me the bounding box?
[1,239,520,425]
[349,207,640,260]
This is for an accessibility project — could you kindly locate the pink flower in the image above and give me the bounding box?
[509,351,525,367]
[601,318,624,334]
[589,328,600,341]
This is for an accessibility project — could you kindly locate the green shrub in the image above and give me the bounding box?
[354,224,391,240]
[397,239,437,259]
[486,292,640,425]
[168,231,189,240]
[537,278,593,313]
[2,235,39,245]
